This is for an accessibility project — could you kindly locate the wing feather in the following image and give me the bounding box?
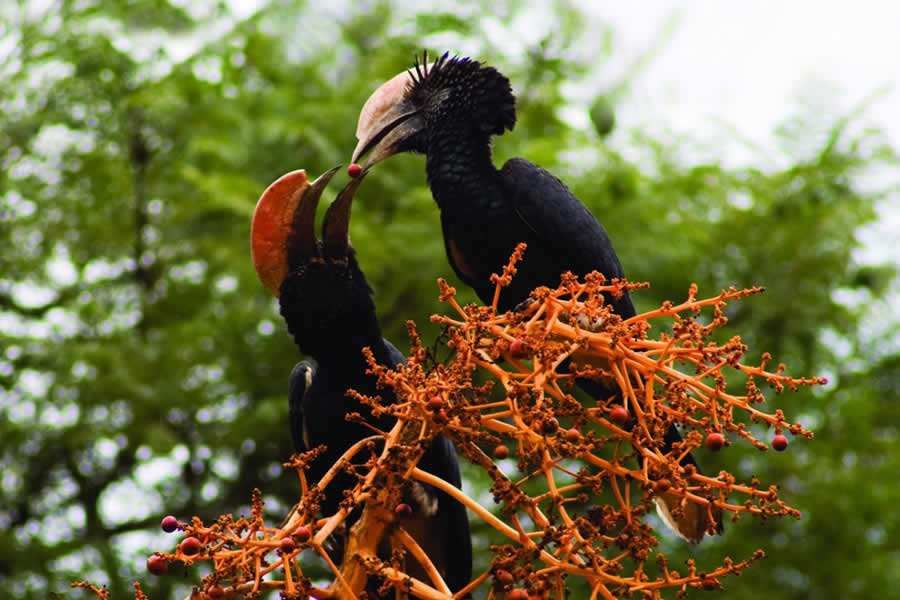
[288,361,316,452]
[501,157,636,318]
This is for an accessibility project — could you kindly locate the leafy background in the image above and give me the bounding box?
[2,1,898,598]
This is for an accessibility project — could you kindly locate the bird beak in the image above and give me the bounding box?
[322,170,367,260]
[351,70,424,169]
[251,166,340,296]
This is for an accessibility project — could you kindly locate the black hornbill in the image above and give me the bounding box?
[351,53,722,543]
[251,167,472,593]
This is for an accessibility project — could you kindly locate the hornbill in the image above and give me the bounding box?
[351,53,722,543]
[251,167,472,593]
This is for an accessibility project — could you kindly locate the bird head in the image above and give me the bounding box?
[352,52,516,169]
[251,167,378,357]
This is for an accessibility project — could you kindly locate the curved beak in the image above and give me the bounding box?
[322,170,367,260]
[251,166,340,296]
[351,70,425,169]
[287,166,339,267]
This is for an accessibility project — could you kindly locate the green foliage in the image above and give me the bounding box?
[589,95,616,137]
[1,1,897,598]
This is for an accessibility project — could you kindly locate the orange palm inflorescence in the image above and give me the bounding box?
[86,245,822,600]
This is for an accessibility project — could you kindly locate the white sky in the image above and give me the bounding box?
[590,1,900,166]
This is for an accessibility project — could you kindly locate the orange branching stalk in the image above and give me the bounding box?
[83,244,822,599]
[71,581,111,599]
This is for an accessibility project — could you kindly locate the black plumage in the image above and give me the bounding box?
[261,170,472,593]
[353,54,632,316]
[352,53,721,543]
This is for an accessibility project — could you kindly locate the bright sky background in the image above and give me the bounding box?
[591,1,900,161]
[583,1,899,268]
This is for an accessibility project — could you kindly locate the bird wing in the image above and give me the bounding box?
[288,361,316,452]
[500,157,636,318]
[381,338,407,369]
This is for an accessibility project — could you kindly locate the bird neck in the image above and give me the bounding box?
[302,320,387,368]
[425,126,500,211]
[281,297,387,368]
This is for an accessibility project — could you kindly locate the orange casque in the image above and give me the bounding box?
[250,170,310,297]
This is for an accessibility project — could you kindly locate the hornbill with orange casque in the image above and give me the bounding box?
[350,52,722,543]
[251,167,472,593]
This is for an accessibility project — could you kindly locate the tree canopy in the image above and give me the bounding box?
[1,1,897,598]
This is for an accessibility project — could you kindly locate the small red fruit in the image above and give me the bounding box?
[146,553,167,576]
[509,338,528,358]
[508,589,529,600]
[206,584,225,600]
[395,503,414,518]
[161,515,178,533]
[179,536,202,556]
[295,526,311,542]
[347,163,363,178]
[609,406,629,426]
[494,568,514,585]
[280,537,296,554]
[427,396,444,411]
[772,433,788,451]
[705,432,725,452]
[564,428,580,442]
[433,409,449,424]
[493,445,510,459]
[655,478,671,492]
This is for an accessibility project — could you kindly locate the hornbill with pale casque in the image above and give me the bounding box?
[351,52,722,543]
[251,167,472,593]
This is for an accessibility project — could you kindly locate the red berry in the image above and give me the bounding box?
[206,584,225,600]
[509,338,528,358]
[179,536,202,556]
[705,432,725,452]
[508,589,529,600]
[146,553,167,576]
[427,396,444,411]
[564,428,580,442]
[433,409,449,424]
[609,406,629,426]
[347,163,363,178]
[161,515,178,533]
[772,433,788,451]
[494,568,514,585]
[295,526,311,542]
[655,478,671,492]
[280,537,296,554]
[395,503,414,518]
[493,445,510,459]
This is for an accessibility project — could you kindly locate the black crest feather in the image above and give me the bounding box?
[403,51,516,136]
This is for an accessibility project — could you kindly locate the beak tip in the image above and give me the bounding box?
[311,165,342,191]
[350,143,365,167]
